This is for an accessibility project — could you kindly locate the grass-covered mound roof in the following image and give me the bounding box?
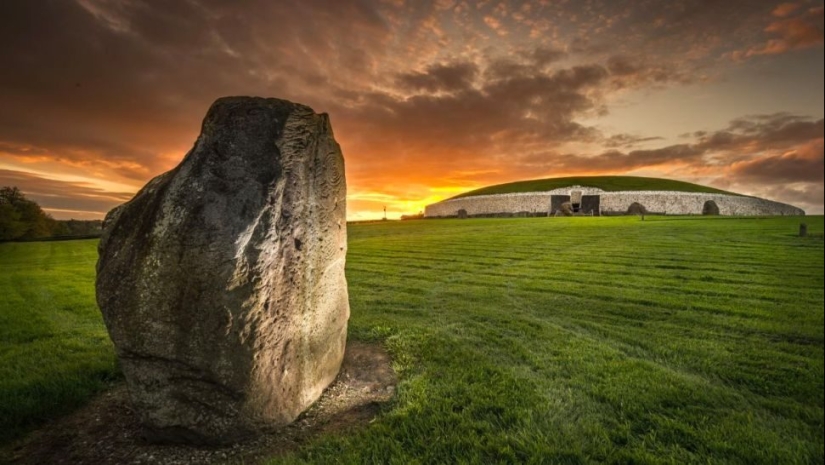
[449,176,739,200]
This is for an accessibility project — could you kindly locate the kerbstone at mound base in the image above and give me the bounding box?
[95,96,349,445]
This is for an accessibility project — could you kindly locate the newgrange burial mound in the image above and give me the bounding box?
[424,175,805,217]
[96,97,349,445]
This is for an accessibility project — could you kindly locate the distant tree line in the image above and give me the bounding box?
[60,219,104,236]
[0,186,103,241]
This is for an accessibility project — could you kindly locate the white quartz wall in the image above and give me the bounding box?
[425,193,554,217]
[599,192,804,216]
[424,190,805,217]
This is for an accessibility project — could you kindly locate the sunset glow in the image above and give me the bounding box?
[1,0,823,219]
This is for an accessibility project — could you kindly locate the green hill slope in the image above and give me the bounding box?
[450,176,739,199]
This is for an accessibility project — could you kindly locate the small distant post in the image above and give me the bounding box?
[383,206,387,221]
[799,223,808,237]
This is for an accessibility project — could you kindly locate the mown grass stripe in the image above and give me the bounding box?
[2,217,822,465]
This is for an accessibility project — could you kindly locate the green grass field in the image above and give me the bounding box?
[0,240,118,445]
[1,217,823,464]
[450,176,739,199]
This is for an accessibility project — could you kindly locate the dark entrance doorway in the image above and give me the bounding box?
[702,200,720,215]
[581,195,600,216]
[550,195,571,215]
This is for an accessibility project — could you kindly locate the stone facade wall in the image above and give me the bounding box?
[424,189,804,217]
[424,193,553,217]
[598,191,804,216]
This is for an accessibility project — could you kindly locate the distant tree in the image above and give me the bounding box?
[52,220,71,236]
[0,186,63,241]
[627,202,647,215]
[60,219,103,236]
[626,202,647,221]
[0,186,25,204]
[0,202,25,240]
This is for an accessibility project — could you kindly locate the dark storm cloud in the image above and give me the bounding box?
[740,5,824,58]
[729,139,824,184]
[521,46,567,68]
[0,113,162,180]
[695,114,824,152]
[761,182,824,208]
[0,0,396,178]
[553,0,780,59]
[605,55,693,88]
[603,134,666,148]
[395,62,479,93]
[581,113,824,172]
[566,145,706,172]
[350,62,611,164]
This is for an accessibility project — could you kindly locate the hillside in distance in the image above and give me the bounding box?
[450,176,740,199]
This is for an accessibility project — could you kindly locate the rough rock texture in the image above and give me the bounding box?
[96,97,349,445]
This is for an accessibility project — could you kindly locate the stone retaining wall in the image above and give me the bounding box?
[424,189,804,217]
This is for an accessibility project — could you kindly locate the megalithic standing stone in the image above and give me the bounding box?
[96,97,349,445]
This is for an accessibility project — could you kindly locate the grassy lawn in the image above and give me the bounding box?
[451,175,739,199]
[0,240,118,445]
[2,217,823,464]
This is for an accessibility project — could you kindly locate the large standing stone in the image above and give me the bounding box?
[96,97,349,444]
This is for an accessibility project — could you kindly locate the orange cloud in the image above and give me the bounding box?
[740,6,824,58]
[0,0,823,219]
[0,169,135,220]
[772,2,802,17]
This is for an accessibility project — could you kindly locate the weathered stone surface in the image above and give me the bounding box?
[96,96,349,445]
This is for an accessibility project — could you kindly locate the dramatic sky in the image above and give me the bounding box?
[1,0,823,219]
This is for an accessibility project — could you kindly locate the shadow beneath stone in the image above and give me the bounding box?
[7,341,396,465]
